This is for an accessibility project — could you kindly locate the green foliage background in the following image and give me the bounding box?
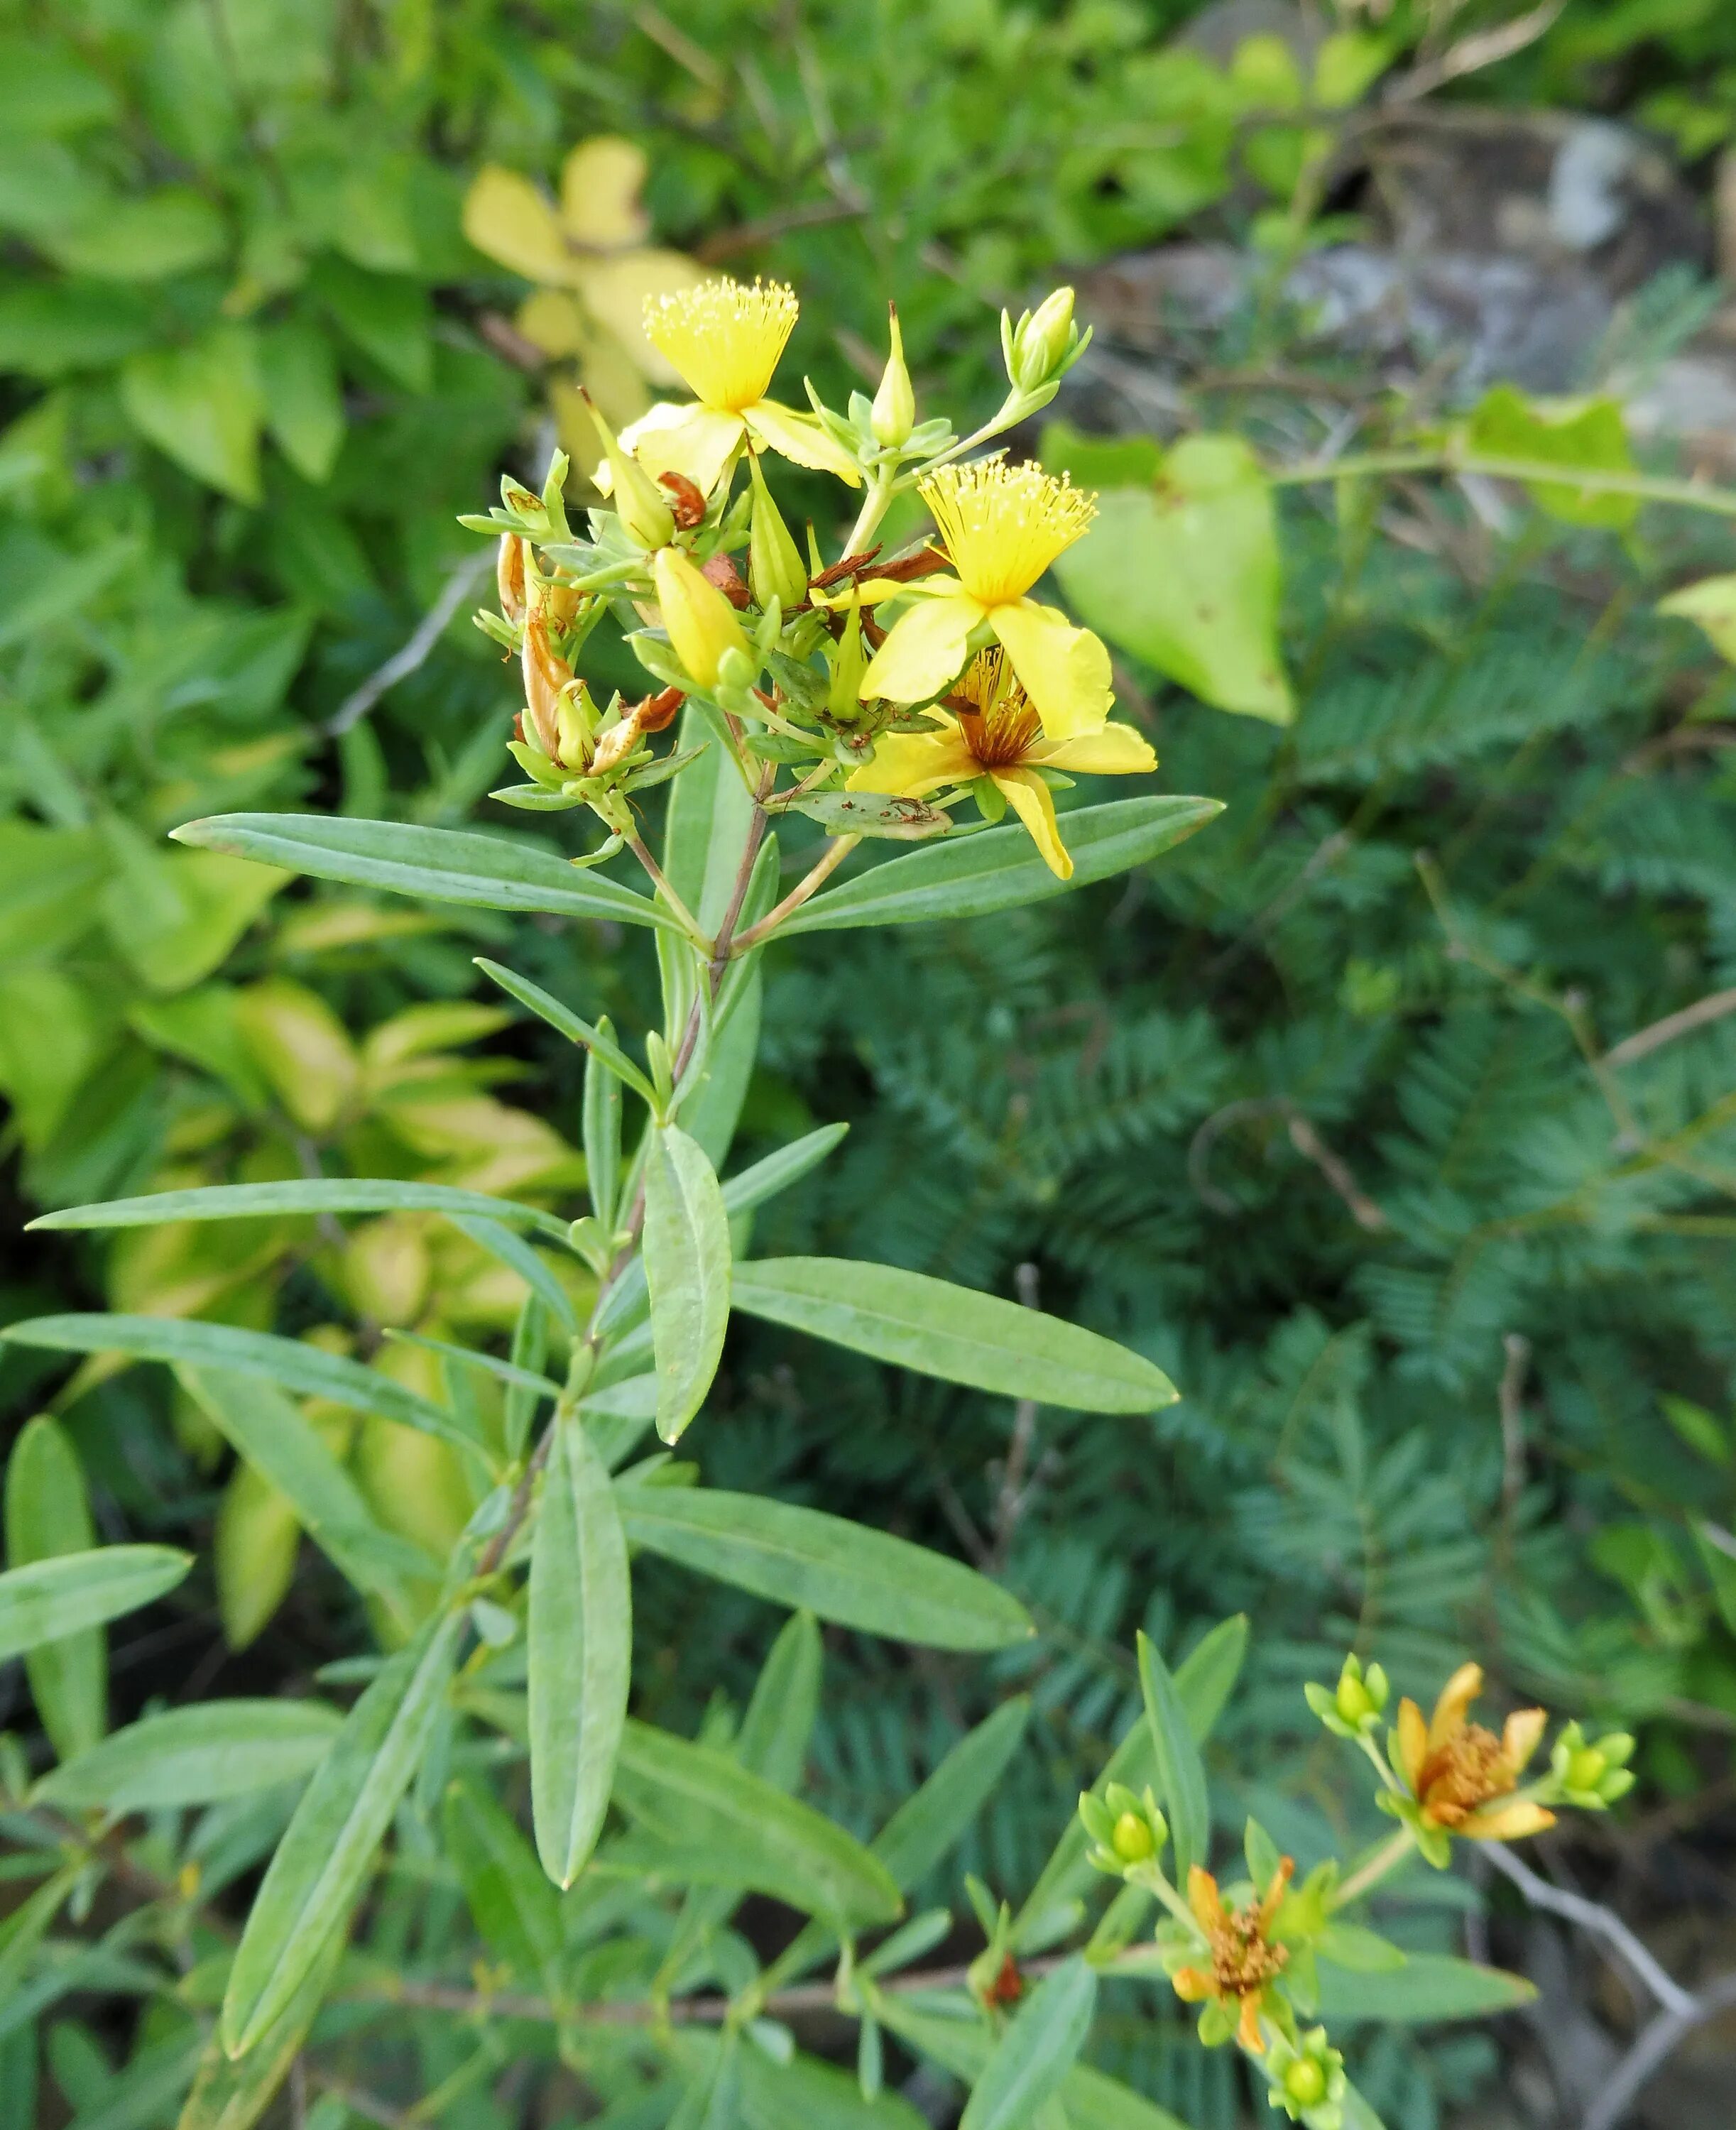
[6,2,1736,2126]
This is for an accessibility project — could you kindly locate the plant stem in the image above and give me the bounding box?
[1326,1828,1416,1911]
[843,467,896,555]
[731,834,860,954]
[622,829,710,949]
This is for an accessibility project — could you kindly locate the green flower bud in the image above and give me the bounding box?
[1265,2027,1345,2124]
[1111,1811,1154,1863]
[585,395,674,550]
[653,546,749,692]
[1284,2060,1327,2107]
[748,454,808,611]
[870,303,916,449]
[1005,286,1083,395]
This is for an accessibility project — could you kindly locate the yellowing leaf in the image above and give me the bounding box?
[1659,573,1736,662]
[559,136,652,248]
[215,1459,301,1650]
[234,978,359,1132]
[462,165,570,282]
[1465,385,1637,528]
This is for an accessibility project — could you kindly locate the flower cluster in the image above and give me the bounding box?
[466,273,1145,884]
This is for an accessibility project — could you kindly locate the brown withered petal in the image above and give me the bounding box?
[496,534,526,624]
[807,545,883,591]
[636,686,685,733]
[700,554,753,609]
[520,617,570,759]
[657,470,708,530]
[866,547,952,584]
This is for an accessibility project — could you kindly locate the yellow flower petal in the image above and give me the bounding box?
[576,250,709,387]
[993,767,1072,879]
[462,165,570,283]
[1501,1707,1548,1776]
[860,589,978,704]
[1186,1866,1223,1933]
[743,398,863,486]
[515,289,589,358]
[627,403,746,496]
[645,277,797,410]
[1395,1698,1428,1792]
[846,726,977,797]
[990,599,1112,740]
[1428,1664,1484,1757]
[1458,1799,1557,1842]
[559,136,652,249]
[1032,721,1157,776]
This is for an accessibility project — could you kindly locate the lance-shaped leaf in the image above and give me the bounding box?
[36,1699,342,1813]
[170,814,676,930]
[1137,1629,1209,1881]
[476,958,660,1106]
[529,1418,630,1889]
[878,2001,1187,2130]
[445,1776,565,1993]
[874,1697,1032,1891]
[1314,1952,1536,2024]
[721,1123,848,1218]
[5,1416,104,1761]
[613,1720,901,1924]
[447,1216,580,1336]
[0,1548,190,1664]
[221,1607,464,2055]
[28,1179,569,1242]
[777,796,1221,935]
[662,702,759,932]
[731,1260,1175,1412]
[643,1125,731,1443]
[959,1957,1098,2130]
[178,1368,435,1610]
[178,1919,349,2130]
[619,1488,1031,1650]
[4,1316,471,1451]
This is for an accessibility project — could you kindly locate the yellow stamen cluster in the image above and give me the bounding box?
[643,276,799,411]
[951,648,1040,768]
[921,459,1097,608]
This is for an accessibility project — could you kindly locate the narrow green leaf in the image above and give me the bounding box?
[583,1017,624,1238]
[878,2002,1188,2130]
[36,1700,342,1813]
[874,1698,1032,1890]
[731,2037,927,2129]
[4,1317,471,1451]
[959,1957,1098,2130]
[383,1328,559,1402]
[5,1416,104,1759]
[662,701,758,934]
[447,1216,580,1336]
[1316,1923,1408,1975]
[1017,1614,1245,1930]
[170,815,676,931]
[722,1124,849,1218]
[732,1260,1175,1413]
[1136,1631,1209,1881]
[1314,1952,1536,2024]
[444,1776,564,1992]
[778,797,1222,935]
[643,1125,731,1443]
[221,1607,464,2055]
[736,1612,821,1791]
[620,1489,1031,1650]
[178,1920,349,2130]
[613,1720,901,1924]
[475,959,660,1105]
[0,1548,190,1664]
[0,1863,82,2006]
[62,2029,202,2130]
[28,1179,568,1242]
[529,1419,630,1889]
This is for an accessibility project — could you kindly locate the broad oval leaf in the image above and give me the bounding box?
[3,1316,471,1451]
[643,1124,731,1444]
[222,1607,464,2055]
[0,1547,190,1664]
[1137,1630,1209,1882]
[170,814,675,931]
[28,1179,569,1241]
[959,1957,1098,2130]
[613,1719,901,1925]
[1314,1952,1537,2024]
[778,796,1221,935]
[529,1419,630,1890]
[36,1699,342,1812]
[731,1260,1176,1413]
[620,1488,1031,1650]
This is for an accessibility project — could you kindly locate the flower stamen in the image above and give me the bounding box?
[643,277,799,412]
[920,459,1097,609]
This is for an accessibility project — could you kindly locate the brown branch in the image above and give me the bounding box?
[694,199,865,263]
[1605,985,1736,1070]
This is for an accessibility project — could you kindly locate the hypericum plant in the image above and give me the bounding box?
[0,279,1625,2129]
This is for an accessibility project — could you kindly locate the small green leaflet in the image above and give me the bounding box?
[731,1259,1175,1411]
[4,1415,104,1762]
[619,1487,1031,1650]
[27,1178,569,1241]
[36,1700,342,1813]
[1137,1629,1209,1881]
[529,1419,630,1889]
[170,814,676,930]
[959,1957,1098,2130]
[4,1316,471,1450]
[643,1125,731,1443]
[221,1607,464,2055]
[778,796,1222,934]
[0,1547,190,1664]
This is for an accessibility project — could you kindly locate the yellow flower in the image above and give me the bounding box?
[1171,1858,1294,2055]
[847,649,1154,880]
[653,546,749,691]
[858,460,1111,739]
[621,277,861,493]
[1394,1664,1554,1842]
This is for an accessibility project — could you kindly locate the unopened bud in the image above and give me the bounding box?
[521,616,570,759]
[585,394,674,550]
[829,596,867,719]
[653,545,750,692]
[870,304,916,449]
[1110,1810,1154,1863]
[1284,2059,1327,2107]
[1006,285,1081,396]
[553,678,597,772]
[496,534,526,625]
[748,454,809,611]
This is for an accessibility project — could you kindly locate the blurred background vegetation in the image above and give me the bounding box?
[9,1,1736,2124]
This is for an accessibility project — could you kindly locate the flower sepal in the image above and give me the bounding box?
[1546,1722,1637,1810]
[1304,1655,1390,1741]
[1078,1783,1169,1878]
[1262,2027,1348,2128]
